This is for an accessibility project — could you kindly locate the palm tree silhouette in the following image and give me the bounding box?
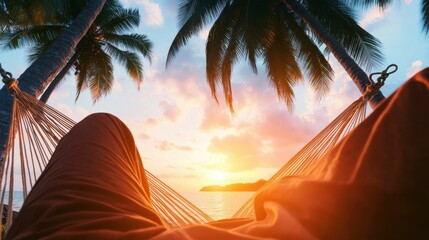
[0,0,107,164]
[2,4,152,103]
[167,0,385,111]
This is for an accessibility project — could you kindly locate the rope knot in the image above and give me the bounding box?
[4,78,19,94]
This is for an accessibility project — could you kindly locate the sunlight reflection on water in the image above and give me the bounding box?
[182,191,254,220]
[7,191,254,220]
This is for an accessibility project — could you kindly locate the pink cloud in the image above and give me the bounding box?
[205,104,317,172]
[160,100,181,122]
[156,140,193,151]
[139,0,163,26]
[199,101,232,132]
[253,108,315,147]
[198,27,211,40]
[359,6,392,28]
[145,117,159,126]
[208,133,263,171]
[407,60,423,78]
[159,48,209,102]
[137,132,151,140]
[49,89,70,102]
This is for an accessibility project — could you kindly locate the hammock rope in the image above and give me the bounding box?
[0,75,214,230]
[234,64,397,218]
[0,64,395,234]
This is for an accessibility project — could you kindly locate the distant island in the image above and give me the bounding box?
[200,179,267,192]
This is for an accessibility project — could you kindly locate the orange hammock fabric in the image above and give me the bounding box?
[6,69,429,239]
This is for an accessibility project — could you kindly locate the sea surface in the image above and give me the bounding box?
[2,191,25,211]
[182,191,255,220]
[5,191,255,220]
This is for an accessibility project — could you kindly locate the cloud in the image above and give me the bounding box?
[56,103,73,118]
[198,27,211,40]
[120,0,164,26]
[199,56,369,173]
[139,0,164,26]
[153,172,199,179]
[137,132,151,140]
[145,117,159,126]
[48,89,69,102]
[206,106,317,172]
[199,101,232,132]
[112,78,123,92]
[53,103,90,122]
[76,106,90,120]
[160,100,181,122]
[254,108,315,147]
[299,59,363,127]
[407,60,423,78]
[151,47,208,108]
[359,6,392,28]
[208,133,263,171]
[156,140,193,151]
[404,0,412,4]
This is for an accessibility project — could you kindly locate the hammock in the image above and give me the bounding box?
[0,65,395,234]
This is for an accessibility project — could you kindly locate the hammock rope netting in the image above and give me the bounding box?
[0,65,395,235]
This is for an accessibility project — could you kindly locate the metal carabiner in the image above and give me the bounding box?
[0,63,13,81]
[369,64,398,85]
[384,64,398,75]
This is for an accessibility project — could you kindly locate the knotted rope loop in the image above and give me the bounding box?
[364,64,398,100]
[0,63,19,94]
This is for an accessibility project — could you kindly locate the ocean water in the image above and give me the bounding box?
[2,191,25,211]
[4,191,254,220]
[182,191,255,220]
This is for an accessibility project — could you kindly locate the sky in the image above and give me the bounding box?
[1,0,428,192]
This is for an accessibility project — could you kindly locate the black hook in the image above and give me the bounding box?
[0,63,13,81]
[369,64,398,85]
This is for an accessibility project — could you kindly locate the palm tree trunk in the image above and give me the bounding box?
[39,52,78,103]
[283,0,385,108]
[0,0,106,164]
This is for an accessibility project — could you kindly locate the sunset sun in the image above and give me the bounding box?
[213,171,226,183]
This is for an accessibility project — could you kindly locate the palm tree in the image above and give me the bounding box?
[2,6,153,103]
[0,0,107,164]
[1,0,100,31]
[0,0,14,31]
[167,0,385,111]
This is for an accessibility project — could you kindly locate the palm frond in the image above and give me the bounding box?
[422,0,429,34]
[240,0,276,73]
[96,8,140,34]
[263,19,302,110]
[0,2,13,32]
[102,33,152,62]
[27,41,53,63]
[75,45,92,101]
[82,0,122,22]
[282,6,333,98]
[85,44,114,102]
[21,0,72,24]
[206,2,235,103]
[103,42,144,86]
[306,0,384,71]
[167,0,230,66]
[0,25,64,50]
[219,2,247,112]
[342,0,394,8]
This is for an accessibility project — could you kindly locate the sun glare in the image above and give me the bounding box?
[213,171,226,182]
